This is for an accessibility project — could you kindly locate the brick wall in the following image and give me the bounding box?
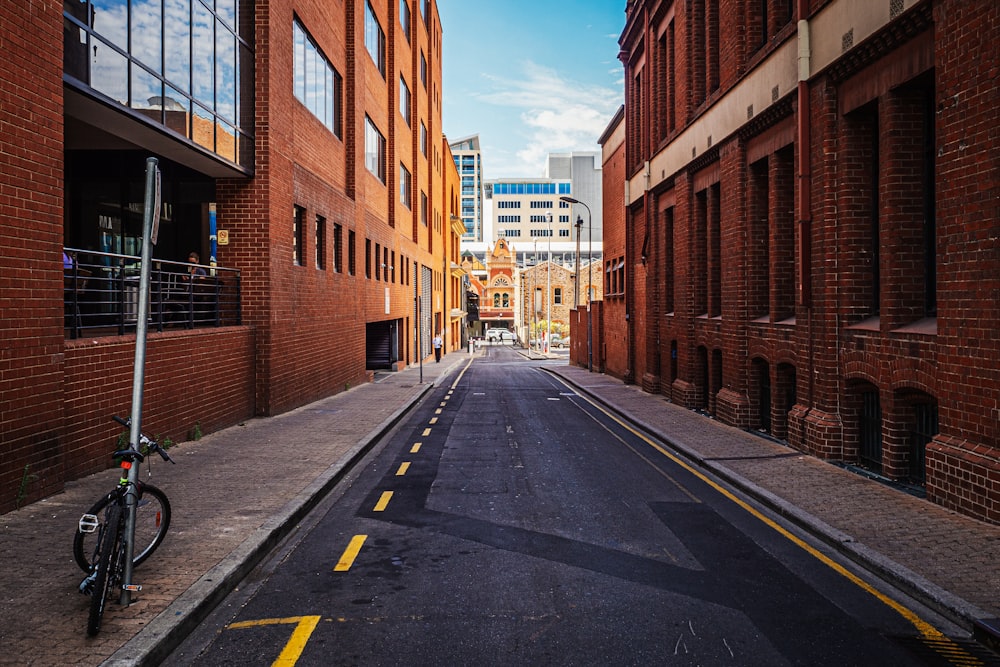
[0,0,66,511]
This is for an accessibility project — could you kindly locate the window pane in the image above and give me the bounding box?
[192,103,214,150]
[131,0,162,73]
[217,118,236,161]
[130,63,162,114]
[91,37,128,104]
[91,0,128,50]
[163,85,191,139]
[216,20,236,122]
[191,1,214,106]
[164,0,191,93]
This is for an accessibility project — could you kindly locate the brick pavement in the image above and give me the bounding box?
[545,365,1000,641]
[2,351,997,666]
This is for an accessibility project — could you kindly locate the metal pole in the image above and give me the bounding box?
[121,157,159,605]
[588,212,593,372]
[574,216,582,308]
[546,212,552,354]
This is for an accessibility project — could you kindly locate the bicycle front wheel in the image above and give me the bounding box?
[87,503,122,636]
[74,484,171,573]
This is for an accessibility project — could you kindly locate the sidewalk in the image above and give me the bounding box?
[0,352,471,667]
[546,364,1000,649]
[1,353,997,666]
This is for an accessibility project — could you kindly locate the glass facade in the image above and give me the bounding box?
[492,182,572,195]
[63,0,254,169]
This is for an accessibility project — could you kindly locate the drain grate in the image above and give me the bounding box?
[892,634,1000,666]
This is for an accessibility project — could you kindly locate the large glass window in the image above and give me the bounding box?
[399,75,411,126]
[63,0,254,168]
[294,20,343,137]
[365,2,386,78]
[400,0,410,42]
[365,117,386,182]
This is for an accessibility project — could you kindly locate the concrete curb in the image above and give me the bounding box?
[101,382,434,666]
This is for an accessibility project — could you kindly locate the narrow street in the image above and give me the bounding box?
[167,348,968,666]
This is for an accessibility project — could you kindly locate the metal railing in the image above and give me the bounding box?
[63,249,241,339]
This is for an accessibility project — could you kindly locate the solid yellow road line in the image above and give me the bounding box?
[396,462,411,476]
[226,616,321,667]
[373,491,393,512]
[573,390,961,649]
[410,442,422,453]
[334,534,367,572]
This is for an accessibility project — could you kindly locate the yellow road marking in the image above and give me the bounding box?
[569,386,964,652]
[373,491,393,512]
[227,616,321,666]
[429,417,438,424]
[435,407,443,414]
[396,461,411,476]
[422,428,432,436]
[334,535,367,572]
[410,442,422,453]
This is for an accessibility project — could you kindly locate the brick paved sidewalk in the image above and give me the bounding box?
[546,365,1000,637]
[0,352,471,667]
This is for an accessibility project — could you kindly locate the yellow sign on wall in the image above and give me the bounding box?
[217,229,229,245]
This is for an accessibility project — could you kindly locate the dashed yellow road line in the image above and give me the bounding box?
[396,461,411,476]
[410,442,422,453]
[227,615,321,666]
[373,491,393,512]
[333,535,367,572]
[422,428,432,437]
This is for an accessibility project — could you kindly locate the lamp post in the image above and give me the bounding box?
[560,196,592,371]
[573,214,583,308]
[546,212,555,351]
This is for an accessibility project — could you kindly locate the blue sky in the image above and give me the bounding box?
[439,2,626,180]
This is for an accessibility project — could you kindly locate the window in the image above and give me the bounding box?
[400,0,410,41]
[420,50,427,88]
[420,191,428,226]
[293,206,305,266]
[365,116,386,182]
[400,164,412,207]
[559,229,570,237]
[315,215,326,269]
[333,223,343,273]
[530,201,553,208]
[365,238,372,278]
[375,243,381,280]
[365,2,385,77]
[420,121,427,156]
[399,76,411,125]
[554,288,562,305]
[293,20,343,138]
[348,230,356,275]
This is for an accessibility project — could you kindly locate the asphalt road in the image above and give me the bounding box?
[167,347,967,666]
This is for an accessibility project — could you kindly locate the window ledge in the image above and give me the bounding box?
[846,316,880,332]
[892,317,937,336]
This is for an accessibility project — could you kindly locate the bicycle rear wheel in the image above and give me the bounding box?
[74,484,171,573]
[87,503,123,636]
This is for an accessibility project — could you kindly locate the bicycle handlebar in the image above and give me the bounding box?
[112,416,176,464]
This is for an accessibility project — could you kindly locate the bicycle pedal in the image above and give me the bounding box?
[78,513,99,533]
[79,573,96,596]
[122,584,142,592]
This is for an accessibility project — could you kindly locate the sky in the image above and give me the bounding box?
[438,1,626,180]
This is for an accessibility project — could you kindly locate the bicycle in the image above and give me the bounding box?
[76,415,175,636]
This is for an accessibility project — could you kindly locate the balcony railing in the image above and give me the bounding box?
[63,248,241,339]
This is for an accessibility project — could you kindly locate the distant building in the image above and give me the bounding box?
[450,134,485,242]
[484,152,603,270]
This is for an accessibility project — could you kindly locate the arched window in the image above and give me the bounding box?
[493,293,500,307]
[502,293,510,307]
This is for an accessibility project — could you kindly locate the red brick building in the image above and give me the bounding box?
[0,0,453,511]
[614,0,1000,523]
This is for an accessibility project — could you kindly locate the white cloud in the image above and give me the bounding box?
[472,60,621,178]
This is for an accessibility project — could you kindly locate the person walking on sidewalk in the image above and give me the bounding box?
[432,333,442,362]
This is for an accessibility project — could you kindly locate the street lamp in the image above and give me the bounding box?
[560,195,592,372]
[545,210,552,354]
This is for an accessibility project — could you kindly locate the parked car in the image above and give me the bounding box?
[550,334,570,348]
